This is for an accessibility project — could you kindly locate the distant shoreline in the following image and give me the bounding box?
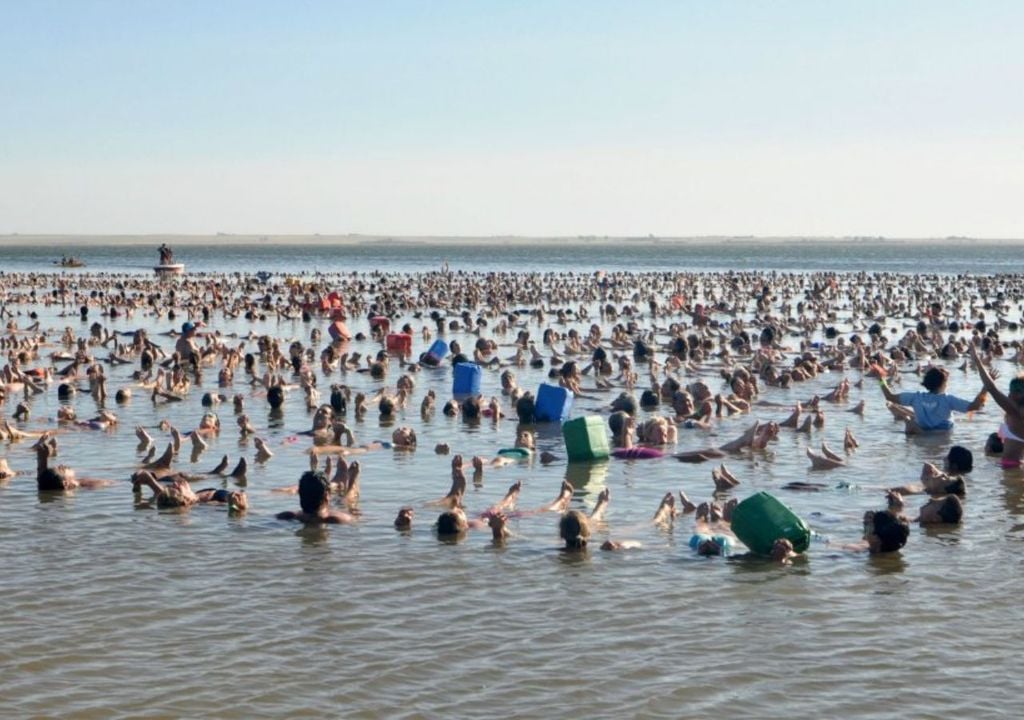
[1,234,1021,248]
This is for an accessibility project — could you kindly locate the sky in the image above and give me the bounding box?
[0,0,1021,237]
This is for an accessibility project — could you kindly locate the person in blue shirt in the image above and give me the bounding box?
[880,367,986,433]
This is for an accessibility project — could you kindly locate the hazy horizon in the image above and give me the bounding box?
[3,233,1024,248]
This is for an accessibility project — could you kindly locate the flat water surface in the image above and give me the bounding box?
[1,243,1023,718]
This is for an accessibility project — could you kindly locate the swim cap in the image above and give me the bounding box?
[182,321,196,333]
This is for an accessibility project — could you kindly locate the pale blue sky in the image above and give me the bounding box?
[1,0,1021,236]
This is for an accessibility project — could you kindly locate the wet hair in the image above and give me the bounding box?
[267,384,285,409]
[936,495,964,524]
[921,367,948,393]
[633,340,651,362]
[942,477,967,498]
[1009,377,1024,396]
[871,510,910,552]
[986,432,1005,455]
[610,392,637,416]
[461,395,482,419]
[640,389,659,409]
[37,467,69,492]
[379,396,395,417]
[330,386,347,414]
[946,445,973,474]
[662,377,680,397]
[516,394,536,423]
[608,410,628,438]
[559,510,590,550]
[437,510,468,536]
[297,471,330,514]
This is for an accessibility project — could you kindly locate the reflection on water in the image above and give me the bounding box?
[565,459,609,493]
[3,251,1024,717]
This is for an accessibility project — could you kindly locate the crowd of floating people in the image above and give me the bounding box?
[3,252,1024,562]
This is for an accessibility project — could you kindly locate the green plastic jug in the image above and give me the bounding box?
[562,416,610,462]
[730,492,811,555]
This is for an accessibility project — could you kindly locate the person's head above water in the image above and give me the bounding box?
[559,510,590,550]
[610,392,637,416]
[437,508,468,536]
[608,411,630,440]
[921,367,949,393]
[945,445,973,474]
[267,384,285,409]
[392,427,416,447]
[297,471,330,514]
[986,432,1005,455]
[864,510,910,553]
[1009,376,1024,404]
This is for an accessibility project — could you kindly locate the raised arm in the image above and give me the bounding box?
[878,378,901,404]
[970,344,1018,418]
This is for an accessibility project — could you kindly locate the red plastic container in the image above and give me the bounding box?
[386,333,412,355]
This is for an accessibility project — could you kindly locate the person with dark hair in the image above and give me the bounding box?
[945,445,973,474]
[889,464,967,499]
[434,481,525,542]
[35,434,114,492]
[862,509,911,553]
[888,491,963,525]
[610,391,637,416]
[461,395,482,419]
[918,495,964,525]
[879,365,985,433]
[132,470,247,512]
[971,343,1024,469]
[267,384,285,409]
[276,471,354,523]
[515,392,536,423]
[985,432,1005,456]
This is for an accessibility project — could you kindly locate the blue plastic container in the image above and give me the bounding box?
[535,383,573,423]
[425,338,448,364]
[452,362,482,396]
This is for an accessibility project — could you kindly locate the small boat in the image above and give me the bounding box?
[54,257,86,268]
[154,263,186,276]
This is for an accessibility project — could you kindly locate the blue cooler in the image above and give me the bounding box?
[424,338,448,365]
[452,362,482,396]
[535,383,573,423]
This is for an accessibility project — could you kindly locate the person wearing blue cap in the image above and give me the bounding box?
[175,321,200,366]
